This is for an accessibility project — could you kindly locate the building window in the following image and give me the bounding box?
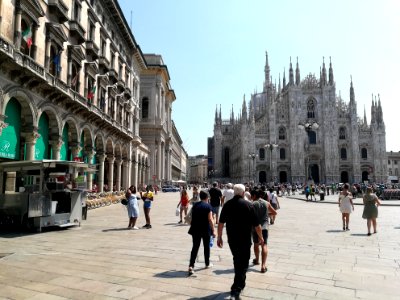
[308,131,316,144]
[395,160,398,165]
[73,1,81,22]
[49,46,61,77]
[280,148,286,160]
[307,98,315,119]
[279,127,286,140]
[361,148,368,159]
[340,148,347,160]
[395,169,399,176]
[389,168,392,176]
[70,63,80,92]
[101,39,106,56]
[142,97,149,119]
[259,148,265,160]
[388,160,391,164]
[88,22,95,41]
[110,51,115,69]
[20,19,34,57]
[339,127,346,139]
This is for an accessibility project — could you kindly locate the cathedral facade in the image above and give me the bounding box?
[210,53,387,184]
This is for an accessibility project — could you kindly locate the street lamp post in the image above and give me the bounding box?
[248,153,257,184]
[264,143,278,182]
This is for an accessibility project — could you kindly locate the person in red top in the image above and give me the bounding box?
[177,188,190,224]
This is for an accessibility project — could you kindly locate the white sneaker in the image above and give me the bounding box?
[132,226,139,230]
[205,263,214,269]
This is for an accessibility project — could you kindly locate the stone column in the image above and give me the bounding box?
[50,138,63,160]
[71,145,82,179]
[85,149,96,191]
[24,131,40,160]
[125,159,131,188]
[107,155,115,191]
[14,8,22,49]
[31,24,38,59]
[45,37,51,70]
[97,153,106,192]
[131,160,138,188]
[157,142,162,183]
[115,158,122,191]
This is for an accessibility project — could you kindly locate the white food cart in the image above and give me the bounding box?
[0,160,92,232]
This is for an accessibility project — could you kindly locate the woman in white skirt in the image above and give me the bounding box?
[338,183,354,231]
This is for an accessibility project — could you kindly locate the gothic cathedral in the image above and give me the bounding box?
[210,52,387,184]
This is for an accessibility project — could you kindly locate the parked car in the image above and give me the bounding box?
[162,185,180,192]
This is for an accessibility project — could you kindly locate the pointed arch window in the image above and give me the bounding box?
[361,148,368,159]
[307,98,316,119]
[278,127,286,140]
[259,148,265,160]
[339,127,346,139]
[280,148,286,160]
[340,148,347,160]
[142,97,149,119]
[308,131,316,144]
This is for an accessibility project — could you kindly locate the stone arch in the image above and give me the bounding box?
[81,126,93,150]
[122,145,129,160]
[63,117,79,143]
[94,133,105,154]
[37,106,61,138]
[114,143,122,159]
[2,88,37,129]
[105,138,114,155]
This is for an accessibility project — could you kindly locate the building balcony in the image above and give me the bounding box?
[107,69,118,84]
[85,40,99,60]
[69,20,85,45]
[124,87,132,98]
[98,55,110,70]
[48,0,69,23]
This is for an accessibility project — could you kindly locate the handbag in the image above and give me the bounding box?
[121,198,128,205]
[175,207,180,216]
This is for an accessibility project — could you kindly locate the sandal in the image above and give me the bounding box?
[261,267,268,273]
[252,258,260,265]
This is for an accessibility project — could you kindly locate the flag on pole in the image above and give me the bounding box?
[87,84,96,100]
[71,72,79,87]
[53,51,62,74]
[22,25,33,48]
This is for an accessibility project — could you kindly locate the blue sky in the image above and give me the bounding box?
[120,0,400,156]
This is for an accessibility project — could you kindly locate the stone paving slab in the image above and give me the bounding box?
[1,191,400,299]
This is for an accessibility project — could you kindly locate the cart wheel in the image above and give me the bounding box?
[22,213,35,232]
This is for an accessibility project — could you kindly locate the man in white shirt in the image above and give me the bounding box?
[222,183,234,206]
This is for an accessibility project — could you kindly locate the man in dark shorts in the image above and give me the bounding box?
[208,182,222,224]
[250,188,277,273]
[217,184,264,299]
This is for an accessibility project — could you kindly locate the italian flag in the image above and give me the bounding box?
[22,25,32,48]
[87,84,96,100]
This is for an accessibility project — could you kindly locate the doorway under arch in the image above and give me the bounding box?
[259,171,266,183]
[362,171,369,182]
[341,171,349,183]
[310,164,320,183]
[279,171,287,183]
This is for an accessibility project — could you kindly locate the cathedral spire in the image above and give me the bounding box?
[371,94,376,123]
[278,73,281,92]
[231,104,234,122]
[283,68,286,88]
[264,51,270,91]
[215,104,218,122]
[350,75,355,103]
[321,57,327,86]
[295,56,300,86]
[364,105,368,125]
[329,56,334,85]
[219,104,222,120]
[242,94,247,120]
[289,57,294,85]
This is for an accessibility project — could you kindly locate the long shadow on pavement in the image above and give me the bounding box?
[187,292,231,300]
[154,270,188,278]
[326,229,345,233]
[102,227,130,232]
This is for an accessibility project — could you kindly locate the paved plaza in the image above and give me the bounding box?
[1,191,400,299]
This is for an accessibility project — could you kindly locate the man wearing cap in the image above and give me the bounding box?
[222,183,234,205]
[217,184,264,299]
[208,182,222,224]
